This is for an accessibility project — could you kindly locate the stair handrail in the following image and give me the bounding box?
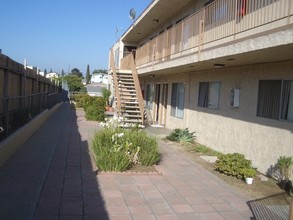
[130,51,145,124]
[110,49,121,114]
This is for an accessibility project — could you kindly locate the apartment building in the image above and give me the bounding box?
[109,0,293,175]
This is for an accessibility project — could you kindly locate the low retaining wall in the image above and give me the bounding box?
[0,103,62,167]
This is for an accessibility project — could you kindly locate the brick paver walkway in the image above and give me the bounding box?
[0,103,254,219]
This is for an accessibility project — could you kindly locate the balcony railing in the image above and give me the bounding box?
[132,0,292,67]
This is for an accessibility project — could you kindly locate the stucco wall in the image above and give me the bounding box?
[145,61,293,175]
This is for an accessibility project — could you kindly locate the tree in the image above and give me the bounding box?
[50,68,53,73]
[92,69,107,74]
[71,68,83,78]
[63,74,86,92]
[44,69,47,77]
[86,64,91,84]
[61,69,65,77]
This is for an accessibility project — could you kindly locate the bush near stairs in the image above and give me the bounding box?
[72,93,106,121]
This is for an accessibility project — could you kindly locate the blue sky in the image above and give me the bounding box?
[0,0,151,75]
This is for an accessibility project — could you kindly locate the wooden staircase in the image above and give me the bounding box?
[110,50,145,126]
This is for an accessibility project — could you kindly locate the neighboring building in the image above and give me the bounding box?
[91,73,103,83]
[46,72,59,80]
[108,0,293,175]
[91,73,108,84]
[102,75,109,84]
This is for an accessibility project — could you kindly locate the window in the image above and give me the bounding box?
[145,84,154,110]
[257,80,293,121]
[171,83,185,118]
[281,80,293,121]
[198,82,221,109]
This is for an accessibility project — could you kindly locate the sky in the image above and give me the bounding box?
[0,0,151,75]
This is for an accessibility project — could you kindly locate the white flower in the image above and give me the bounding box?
[117,133,124,138]
[111,134,116,142]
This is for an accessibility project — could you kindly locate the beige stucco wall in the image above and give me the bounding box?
[143,61,293,175]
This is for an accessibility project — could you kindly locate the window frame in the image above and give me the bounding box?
[198,81,221,109]
[257,79,293,122]
[171,83,185,119]
[145,84,154,110]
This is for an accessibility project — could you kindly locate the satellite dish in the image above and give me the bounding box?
[129,8,136,21]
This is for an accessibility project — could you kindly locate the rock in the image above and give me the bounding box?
[200,156,218,163]
[258,174,268,181]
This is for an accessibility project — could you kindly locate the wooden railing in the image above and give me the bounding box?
[135,0,292,67]
[120,51,132,70]
[129,53,145,124]
[110,49,121,114]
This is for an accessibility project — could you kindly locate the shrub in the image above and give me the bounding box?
[241,167,257,178]
[71,93,87,108]
[277,156,293,181]
[193,144,222,156]
[92,129,131,171]
[92,117,161,171]
[166,128,195,144]
[127,129,160,166]
[101,88,111,106]
[215,153,253,179]
[84,97,105,121]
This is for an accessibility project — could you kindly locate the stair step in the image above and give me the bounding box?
[121,104,139,107]
[120,89,136,92]
[119,81,134,85]
[123,114,142,118]
[117,69,132,74]
[119,78,134,82]
[120,93,136,96]
[120,97,137,100]
[123,101,139,104]
[124,110,141,113]
[118,75,133,78]
[123,119,143,123]
[119,85,135,89]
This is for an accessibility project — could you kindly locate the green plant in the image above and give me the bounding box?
[71,93,89,108]
[166,128,195,144]
[277,156,293,181]
[101,87,111,106]
[193,144,222,156]
[128,129,160,166]
[84,97,105,121]
[215,153,252,179]
[92,118,160,171]
[92,129,131,171]
[241,167,257,178]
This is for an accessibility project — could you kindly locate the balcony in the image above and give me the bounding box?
[121,0,293,73]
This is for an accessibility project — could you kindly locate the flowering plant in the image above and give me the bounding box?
[92,116,160,171]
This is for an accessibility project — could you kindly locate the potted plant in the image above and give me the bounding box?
[101,88,112,111]
[277,156,293,192]
[241,167,257,184]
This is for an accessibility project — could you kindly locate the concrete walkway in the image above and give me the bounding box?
[0,103,254,220]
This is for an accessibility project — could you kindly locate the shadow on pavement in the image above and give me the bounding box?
[0,103,109,219]
[247,192,290,220]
